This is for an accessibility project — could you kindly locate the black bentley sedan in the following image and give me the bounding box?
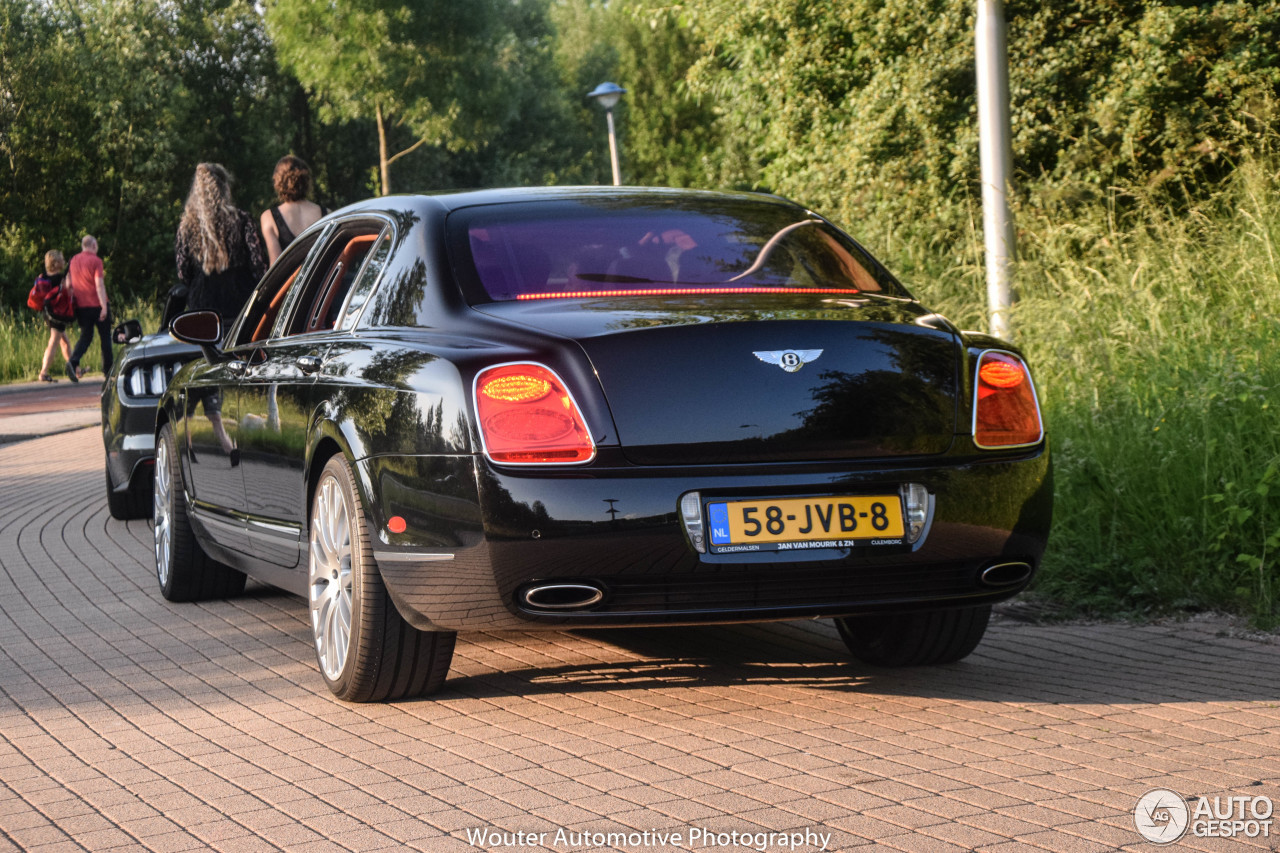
[154,187,1052,702]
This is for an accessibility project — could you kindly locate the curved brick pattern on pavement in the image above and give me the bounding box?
[1,428,1278,852]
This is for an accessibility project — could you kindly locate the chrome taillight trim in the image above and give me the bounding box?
[471,360,598,467]
[971,348,1045,450]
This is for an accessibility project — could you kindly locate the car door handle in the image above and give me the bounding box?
[227,360,247,376]
[296,355,323,374]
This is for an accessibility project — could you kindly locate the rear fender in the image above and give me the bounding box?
[306,415,365,523]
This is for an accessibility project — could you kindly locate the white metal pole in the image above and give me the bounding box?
[976,0,1015,340]
[606,108,622,186]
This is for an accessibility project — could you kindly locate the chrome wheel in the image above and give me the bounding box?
[154,436,172,587]
[310,474,353,681]
[307,455,456,701]
[152,423,245,602]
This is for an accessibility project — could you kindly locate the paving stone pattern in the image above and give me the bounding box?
[1,429,1278,852]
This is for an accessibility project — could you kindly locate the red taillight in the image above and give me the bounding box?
[475,363,595,464]
[973,351,1043,448]
[979,359,1025,390]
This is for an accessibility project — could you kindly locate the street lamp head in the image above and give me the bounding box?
[587,82,626,110]
[587,83,626,186]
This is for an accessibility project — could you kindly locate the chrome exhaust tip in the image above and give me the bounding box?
[980,561,1033,587]
[521,583,605,610]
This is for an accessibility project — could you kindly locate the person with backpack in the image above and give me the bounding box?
[26,250,75,382]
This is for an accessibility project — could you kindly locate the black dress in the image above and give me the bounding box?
[175,209,267,324]
[269,204,328,254]
[270,206,298,251]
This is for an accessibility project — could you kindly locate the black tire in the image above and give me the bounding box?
[105,458,152,520]
[835,605,991,666]
[153,424,246,602]
[309,455,455,702]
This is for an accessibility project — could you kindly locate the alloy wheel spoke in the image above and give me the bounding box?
[316,487,334,556]
[327,600,347,673]
[154,441,171,584]
[333,509,349,559]
[310,520,329,569]
[336,577,352,633]
[310,473,355,681]
[316,595,335,672]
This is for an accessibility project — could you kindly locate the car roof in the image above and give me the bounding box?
[326,186,803,220]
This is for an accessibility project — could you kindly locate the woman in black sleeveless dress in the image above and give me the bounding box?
[260,155,327,265]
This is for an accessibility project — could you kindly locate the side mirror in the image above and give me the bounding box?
[169,310,222,345]
[169,310,226,362]
[112,319,143,345]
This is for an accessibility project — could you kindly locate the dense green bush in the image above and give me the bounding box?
[684,0,1280,239]
[896,157,1280,626]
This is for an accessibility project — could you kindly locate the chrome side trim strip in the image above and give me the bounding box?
[245,517,300,537]
[372,551,456,563]
[189,505,244,538]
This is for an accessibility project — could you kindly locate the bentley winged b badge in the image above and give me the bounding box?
[753,349,823,373]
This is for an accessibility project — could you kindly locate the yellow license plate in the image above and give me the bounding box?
[707,495,904,552]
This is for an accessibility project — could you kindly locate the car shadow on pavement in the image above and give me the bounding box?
[422,617,1280,705]
[212,587,1280,706]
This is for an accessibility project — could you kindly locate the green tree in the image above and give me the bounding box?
[612,2,720,188]
[394,0,600,190]
[0,0,98,286]
[549,0,720,188]
[265,0,516,195]
[0,0,306,307]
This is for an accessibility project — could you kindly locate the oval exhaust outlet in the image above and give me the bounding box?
[522,583,604,610]
[980,562,1032,587]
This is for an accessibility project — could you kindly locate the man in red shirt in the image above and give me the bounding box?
[66,234,112,382]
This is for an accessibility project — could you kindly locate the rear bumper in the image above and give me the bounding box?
[363,445,1052,632]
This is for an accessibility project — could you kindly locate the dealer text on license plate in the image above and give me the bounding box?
[707,495,904,553]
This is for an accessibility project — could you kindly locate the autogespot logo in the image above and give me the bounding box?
[1134,789,1190,844]
[1135,788,1276,843]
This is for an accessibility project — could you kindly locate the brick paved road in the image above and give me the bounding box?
[1,428,1278,852]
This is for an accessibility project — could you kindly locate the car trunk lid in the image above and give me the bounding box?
[473,296,960,465]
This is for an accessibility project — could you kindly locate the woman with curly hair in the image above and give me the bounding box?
[260,155,326,265]
[175,162,266,324]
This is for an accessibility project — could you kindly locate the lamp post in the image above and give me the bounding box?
[976,0,1015,340]
[587,82,626,186]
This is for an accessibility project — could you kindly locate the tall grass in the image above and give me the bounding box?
[902,159,1280,626]
[0,298,162,383]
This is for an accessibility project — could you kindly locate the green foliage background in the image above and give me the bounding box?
[2,0,1279,621]
[7,0,1277,303]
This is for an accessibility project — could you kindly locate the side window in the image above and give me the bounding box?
[233,234,320,347]
[337,230,391,330]
[284,225,384,337]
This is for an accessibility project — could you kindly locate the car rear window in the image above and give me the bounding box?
[448,197,906,304]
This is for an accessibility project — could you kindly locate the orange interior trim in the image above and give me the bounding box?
[251,267,300,342]
[310,235,379,332]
